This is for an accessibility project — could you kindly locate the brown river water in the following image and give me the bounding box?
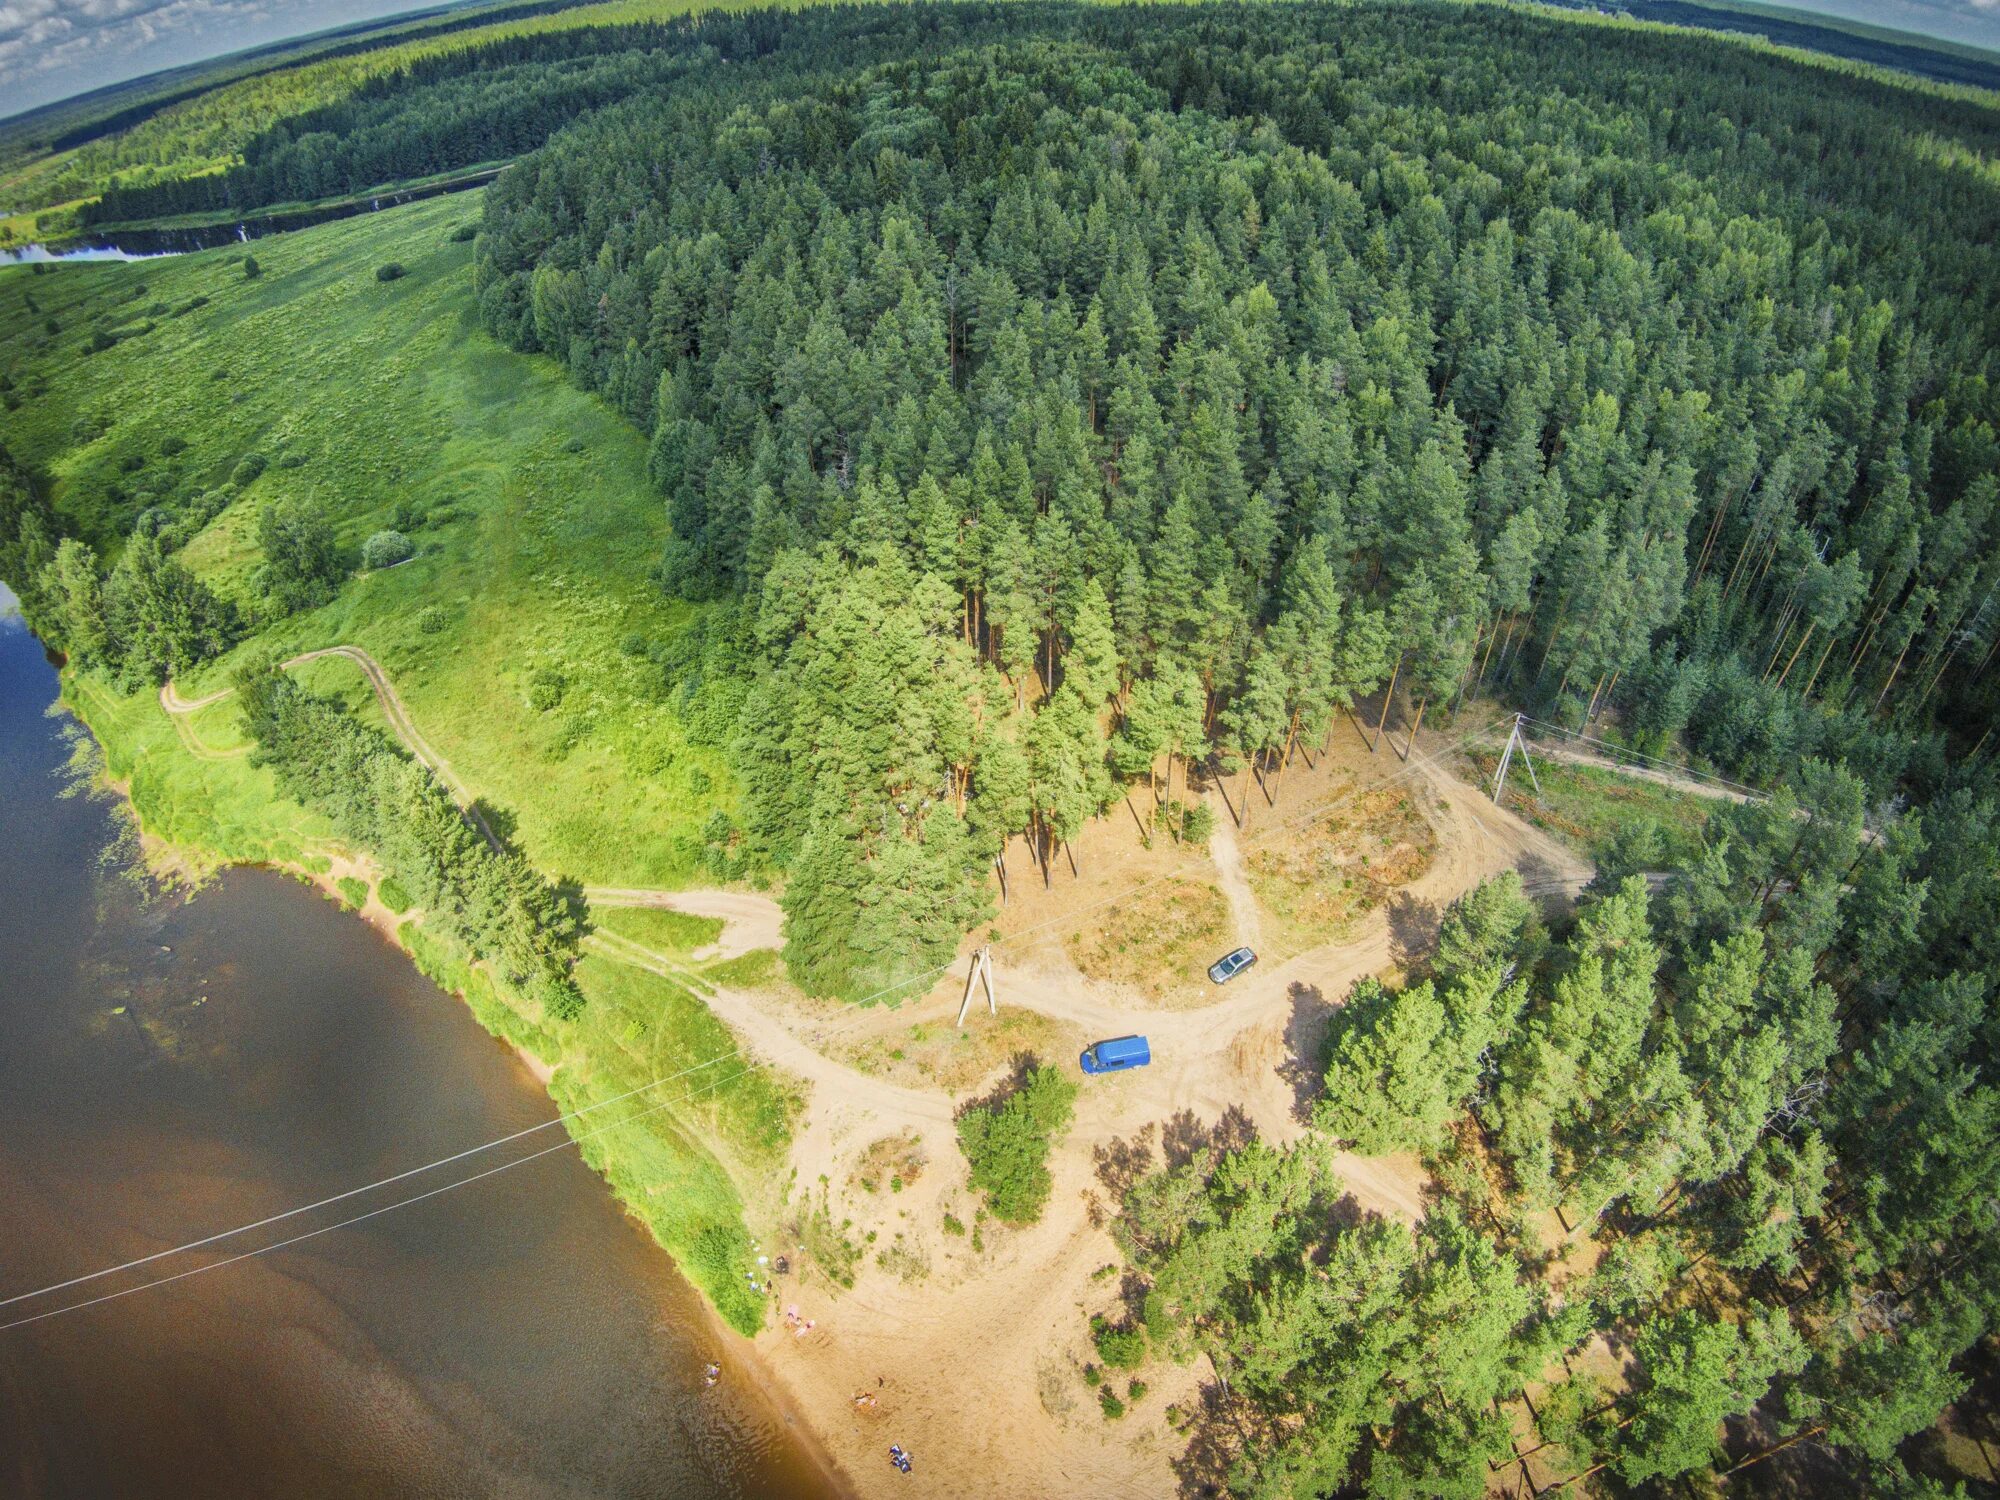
[0,590,830,1498]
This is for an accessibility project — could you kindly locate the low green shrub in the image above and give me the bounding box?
[361,529,413,569]
[1092,1314,1146,1370]
[377,876,414,914]
[956,1064,1077,1225]
[376,262,406,282]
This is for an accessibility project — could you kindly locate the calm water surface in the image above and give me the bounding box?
[0,592,828,1498]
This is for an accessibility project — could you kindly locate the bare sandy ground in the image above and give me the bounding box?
[688,727,1594,1500]
[157,658,1613,1497]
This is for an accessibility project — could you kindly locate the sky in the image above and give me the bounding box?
[1,0,446,119]
[4,0,2000,123]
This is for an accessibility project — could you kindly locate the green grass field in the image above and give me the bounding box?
[3,193,729,887]
[1,193,789,1331]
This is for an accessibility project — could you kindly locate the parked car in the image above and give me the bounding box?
[1208,946,1258,984]
[1079,1035,1152,1075]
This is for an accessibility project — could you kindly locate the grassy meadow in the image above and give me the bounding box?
[0,193,794,1331]
[2,192,730,887]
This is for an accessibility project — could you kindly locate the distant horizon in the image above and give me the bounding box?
[3,0,1999,123]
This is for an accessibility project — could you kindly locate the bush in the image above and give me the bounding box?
[956,1064,1078,1224]
[337,876,369,910]
[159,436,188,456]
[231,452,268,487]
[377,876,414,914]
[1182,801,1216,842]
[417,604,447,634]
[376,262,406,282]
[941,1212,966,1236]
[449,223,478,243]
[1091,1314,1147,1370]
[527,667,566,712]
[242,255,261,279]
[1098,1388,1126,1420]
[1128,1380,1148,1402]
[89,328,118,353]
[361,529,413,569]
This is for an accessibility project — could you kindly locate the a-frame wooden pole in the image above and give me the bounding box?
[956,946,997,1026]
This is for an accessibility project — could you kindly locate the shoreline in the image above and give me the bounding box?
[53,664,862,1500]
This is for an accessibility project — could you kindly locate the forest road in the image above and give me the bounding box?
[163,648,779,950]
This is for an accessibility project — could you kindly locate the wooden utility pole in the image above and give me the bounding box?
[1491,714,1542,805]
[1372,658,1401,751]
[956,945,997,1027]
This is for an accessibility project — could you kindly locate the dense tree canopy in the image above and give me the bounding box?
[466,0,1996,994]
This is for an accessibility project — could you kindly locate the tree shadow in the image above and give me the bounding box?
[1118,1268,1152,1323]
[1162,1105,1256,1170]
[1386,890,1440,968]
[1514,848,1567,901]
[555,874,589,929]
[1171,1375,1246,1500]
[1093,1122,1158,1200]
[955,1050,1041,1121]
[1279,981,1334,1123]
[471,797,518,849]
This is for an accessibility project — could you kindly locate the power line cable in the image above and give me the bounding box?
[2,716,1507,1322]
[1515,715,1768,799]
[0,1058,764,1334]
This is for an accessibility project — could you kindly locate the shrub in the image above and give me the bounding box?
[376,262,406,282]
[1128,1380,1147,1402]
[231,452,268,487]
[1182,801,1216,842]
[1091,1314,1147,1371]
[377,876,414,914]
[956,1064,1078,1224]
[336,876,368,910]
[941,1212,966,1237]
[1098,1388,1125,1420]
[277,451,308,469]
[527,667,566,712]
[159,436,188,456]
[242,255,261,279]
[361,529,413,569]
[89,328,118,352]
[417,605,447,634]
[449,223,477,242]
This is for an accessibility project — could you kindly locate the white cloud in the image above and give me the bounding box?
[0,0,387,118]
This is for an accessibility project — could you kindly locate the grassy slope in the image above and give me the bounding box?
[4,193,729,886]
[0,194,792,1332]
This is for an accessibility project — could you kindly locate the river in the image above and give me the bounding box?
[0,590,830,1498]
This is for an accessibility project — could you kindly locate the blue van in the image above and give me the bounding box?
[1080,1035,1152,1075]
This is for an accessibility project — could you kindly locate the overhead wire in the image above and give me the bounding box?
[1,715,1509,1327]
[0,1057,766,1334]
